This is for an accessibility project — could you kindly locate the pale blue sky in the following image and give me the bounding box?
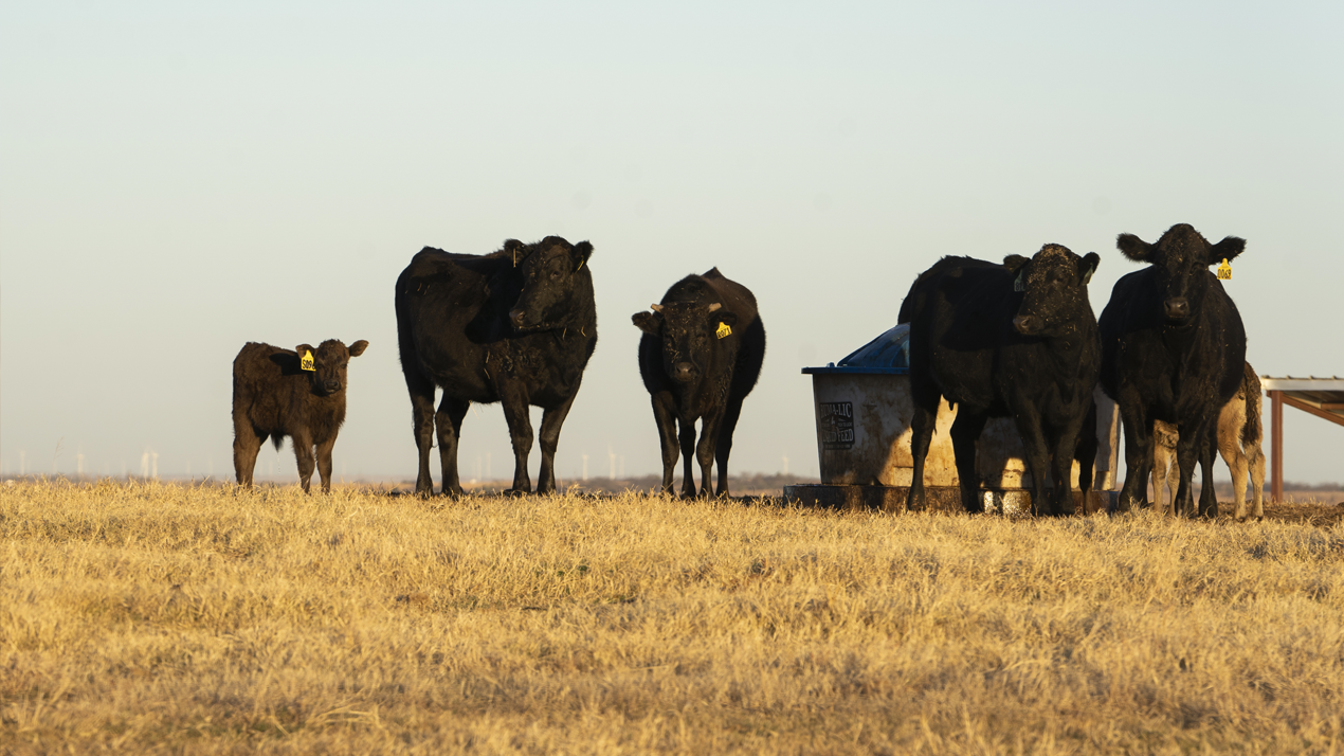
[3,1,1341,484]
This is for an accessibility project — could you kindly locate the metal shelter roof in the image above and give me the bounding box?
[1261,376,1344,502]
[1262,376,1344,428]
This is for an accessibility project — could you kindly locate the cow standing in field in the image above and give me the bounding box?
[396,236,597,496]
[1152,361,1265,520]
[900,245,1101,516]
[233,339,369,493]
[1099,223,1247,517]
[632,269,765,498]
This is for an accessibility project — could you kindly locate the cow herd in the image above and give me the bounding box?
[230,223,1260,520]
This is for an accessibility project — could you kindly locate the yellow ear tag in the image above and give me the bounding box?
[1216,258,1232,280]
[716,322,732,339]
[301,350,315,371]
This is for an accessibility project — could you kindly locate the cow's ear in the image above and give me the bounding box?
[1003,256,1030,292]
[503,239,526,266]
[295,344,316,370]
[1079,252,1100,285]
[1209,236,1246,266]
[632,310,662,335]
[572,241,594,272]
[1117,233,1154,262]
[347,340,369,358]
[714,311,739,328]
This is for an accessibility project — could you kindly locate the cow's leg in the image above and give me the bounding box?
[536,390,579,495]
[712,394,747,497]
[1011,411,1054,517]
[678,416,698,498]
[1249,442,1266,521]
[1074,403,1098,513]
[905,394,940,513]
[499,386,534,495]
[950,411,988,514]
[1219,427,1248,521]
[405,372,438,497]
[1164,459,1179,516]
[695,406,727,499]
[292,431,316,494]
[1172,415,1209,518]
[651,394,680,495]
[1115,396,1154,513]
[436,395,470,496]
[1048,426,1080,517]
[1196,421,1219,518]
[233,420,262,489]
[315,436,336,494]
[1152,430,1172,516]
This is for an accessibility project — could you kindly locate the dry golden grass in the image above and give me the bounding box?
[4,480,1344,754]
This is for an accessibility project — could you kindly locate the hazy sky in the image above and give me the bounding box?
[3,1,1341,485]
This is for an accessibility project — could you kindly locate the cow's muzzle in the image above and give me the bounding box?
[322,380,343,394]
[673,362,698,383]
[1164,297,1190,321]
[508,309,528,330]
[1013,315,1042,336]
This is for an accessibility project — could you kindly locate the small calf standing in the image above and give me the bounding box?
[1152,362,1265,520]
[633,268,765,498]
[233,339,368,493]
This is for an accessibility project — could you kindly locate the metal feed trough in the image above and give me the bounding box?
[784,325,1119,514]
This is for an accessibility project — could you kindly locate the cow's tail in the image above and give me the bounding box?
[265,434,283,452]
[1242,363,1263,449]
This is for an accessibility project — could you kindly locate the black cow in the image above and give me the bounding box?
[900,245,1101,516]
[1099,223,1246,516]
[232,339,369,493]
[632,268,765,498]
[396,236,597,496]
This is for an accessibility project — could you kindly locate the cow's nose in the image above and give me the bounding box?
[1164,298,1189,320]
[1013,315,1039,335]
[323,380,342,393]
[674,362,696,382]
[509,309,526,329]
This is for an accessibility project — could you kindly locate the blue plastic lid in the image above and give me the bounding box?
[802,323,910,375]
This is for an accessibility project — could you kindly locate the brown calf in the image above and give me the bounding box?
[1152,362,1265,520]
[232,339,368,493]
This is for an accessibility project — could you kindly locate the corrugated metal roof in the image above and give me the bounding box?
[1263,376,1344,427]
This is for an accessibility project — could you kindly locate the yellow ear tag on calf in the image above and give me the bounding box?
[716,322,732,339]
[1217,258,1232,280]
[301,350,315,371]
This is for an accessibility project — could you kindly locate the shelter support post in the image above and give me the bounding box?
[1270,390,1283,503]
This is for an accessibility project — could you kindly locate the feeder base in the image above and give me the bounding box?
[781,484,1118,515]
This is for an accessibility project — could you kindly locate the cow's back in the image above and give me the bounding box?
[395,247,507,399]
[901,257,1016,411]
[702,268,766,399]
[233,342,303,437]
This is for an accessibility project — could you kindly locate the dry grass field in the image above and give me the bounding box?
[4,480,1344,754]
